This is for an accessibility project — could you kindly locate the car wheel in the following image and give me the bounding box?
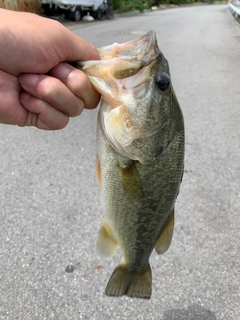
[43,4,55,16]
[96,8,102,20]
[73,9,81,21]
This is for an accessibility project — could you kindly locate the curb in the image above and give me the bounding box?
[228,1,240,18]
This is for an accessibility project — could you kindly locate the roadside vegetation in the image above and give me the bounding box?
[112,0,226,12]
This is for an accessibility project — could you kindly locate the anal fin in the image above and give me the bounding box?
[96,223,118,258]
[105,263,152,299]
[155,209,174,254]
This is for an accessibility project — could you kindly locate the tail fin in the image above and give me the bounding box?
[105,264,152,299]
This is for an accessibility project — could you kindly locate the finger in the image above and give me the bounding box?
[19,92,69,130]
[1,12,100,75]
[0,69,27,125]
[50,63,100,109]
[19,73,85,117]
[59,31,101,62]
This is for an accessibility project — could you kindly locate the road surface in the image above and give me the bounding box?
[0,5,239,320]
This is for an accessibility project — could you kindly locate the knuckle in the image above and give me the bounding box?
[37,77,60,99]
[67,98,84,117]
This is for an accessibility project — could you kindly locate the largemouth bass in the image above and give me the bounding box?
[77,31,184,299]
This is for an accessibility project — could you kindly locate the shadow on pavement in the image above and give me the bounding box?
[162,304,216,320]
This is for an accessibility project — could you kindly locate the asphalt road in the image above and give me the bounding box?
[1,5,240,320]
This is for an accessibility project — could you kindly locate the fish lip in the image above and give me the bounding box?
[126,30,157,56]
[140,30,157,54]
[98,31,159,62]
[133,30,159,62]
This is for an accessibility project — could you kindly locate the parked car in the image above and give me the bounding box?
[39,0,112,21]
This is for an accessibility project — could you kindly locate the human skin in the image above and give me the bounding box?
[0,9,100,129]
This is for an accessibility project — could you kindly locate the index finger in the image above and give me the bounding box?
[50,63,100,110]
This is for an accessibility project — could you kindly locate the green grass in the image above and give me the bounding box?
[112,0,225,12]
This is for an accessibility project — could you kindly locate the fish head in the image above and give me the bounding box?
[80,31,175,161]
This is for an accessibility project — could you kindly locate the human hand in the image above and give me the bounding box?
[18,63,100,130]
[0,9,100,129]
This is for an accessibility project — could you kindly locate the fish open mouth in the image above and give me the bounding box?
[79,31,162,159]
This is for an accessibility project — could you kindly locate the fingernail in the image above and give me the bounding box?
[19,74,39,87]
[20,92,31,101]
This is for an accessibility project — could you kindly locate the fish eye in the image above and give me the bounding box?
[155,74,171,92]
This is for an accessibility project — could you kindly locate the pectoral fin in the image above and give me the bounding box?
[155,209,174,254]
[119,162,142,202]
[96,155,102,187]
[96,222,118,258]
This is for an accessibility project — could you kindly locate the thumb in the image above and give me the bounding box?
[58,29,100,62]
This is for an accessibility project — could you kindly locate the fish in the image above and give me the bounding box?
[76,31,184,299]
